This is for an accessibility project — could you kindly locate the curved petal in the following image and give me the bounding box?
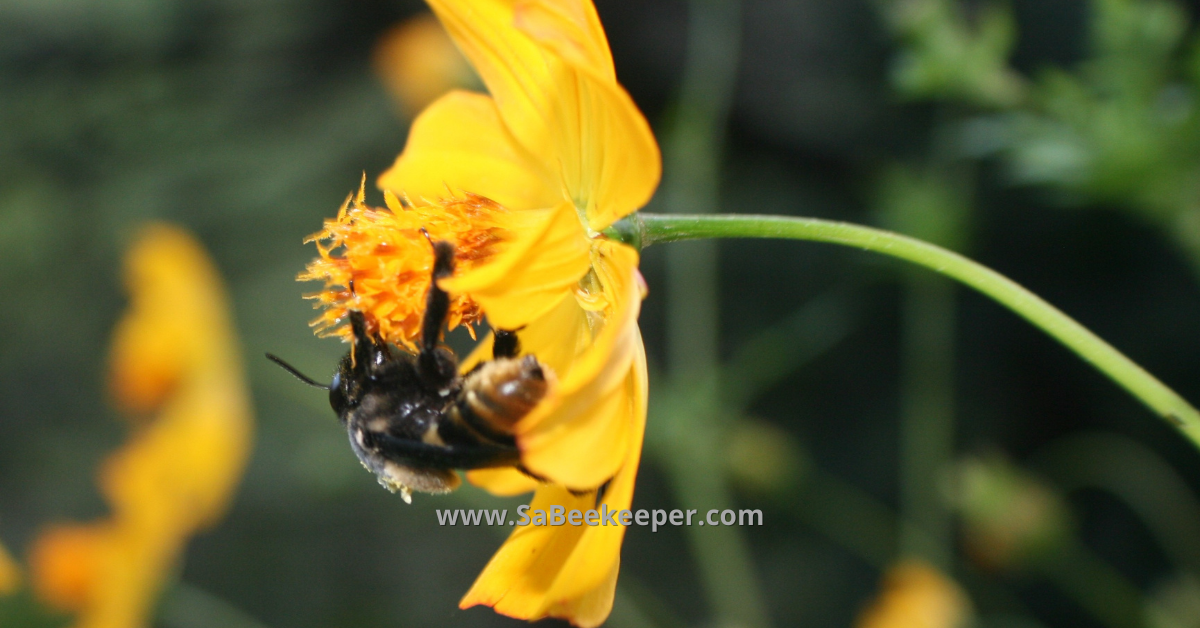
[515,242,643,488]
[466,468,540,496]
[427,0,660,231]
[502,288,592,377]
[377,90,558,211]
[547,69,661,231]
[458,289,591,386]
[514,0,614,82]
[513,0,659,229]
[463,292,593,499]
[460,344,646,626]
[440,201,591,331]
[425,0,558,162]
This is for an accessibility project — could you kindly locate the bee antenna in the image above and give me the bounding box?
[265,353,331,390]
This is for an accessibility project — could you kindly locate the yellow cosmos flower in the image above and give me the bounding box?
[30,224,253,628]
[373,12,475,115]
[857,561,973,628]
[302,0,658,625]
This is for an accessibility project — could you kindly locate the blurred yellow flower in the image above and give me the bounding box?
[0,539,19,595]
[302,0,659,625]
[857,561,973,628]
[373,12,475,115]
[30,224,253,628]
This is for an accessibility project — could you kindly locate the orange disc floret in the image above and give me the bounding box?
[300,181,513,348]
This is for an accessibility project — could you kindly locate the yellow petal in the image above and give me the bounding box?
[516,242,643,488]
[461,345,646,626]
[441,201,591,331]
[426,0,660,230]
[424,0,559,163]
[513,0,659,229]
[108,313,183,415]
[462,277,607,498]
[513,0,615,82]
[466,468,541,496]
[377,89,558,211]
[503,288,592,378]
[537,61,660,231]
[460,278,592,379]
[109,224,244,413]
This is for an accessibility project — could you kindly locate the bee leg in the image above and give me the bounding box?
[420,238,455,353]
[493,329,521,359]
[349,311,390,373]
[417,238,459,389]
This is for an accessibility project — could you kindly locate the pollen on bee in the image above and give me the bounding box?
[299,180,514,349]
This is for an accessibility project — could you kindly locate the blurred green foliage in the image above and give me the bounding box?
[883,0,1026,107]
[885,0,1200,268]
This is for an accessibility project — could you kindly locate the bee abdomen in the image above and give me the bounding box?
[454,355,550,439]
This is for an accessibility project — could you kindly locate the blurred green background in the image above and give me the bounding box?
[4,0,1200,627]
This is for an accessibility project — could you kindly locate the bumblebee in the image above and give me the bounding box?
[268,239,551,503]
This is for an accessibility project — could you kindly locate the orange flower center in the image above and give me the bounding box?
[301,186,513,348]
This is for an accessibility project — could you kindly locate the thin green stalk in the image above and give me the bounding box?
[898,273,957,569]
[884,150,973,572]
[654,0,772,626]
[618,212,1200,450]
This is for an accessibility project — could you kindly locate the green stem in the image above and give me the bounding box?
[652,0,772,626]
[898,273,957,569]
[621,212,1200,451]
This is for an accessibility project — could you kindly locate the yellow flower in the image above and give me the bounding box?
[372,12,476,115]
[0,539,19,596]
[301,0,659,625]
[30,224,253,628]
[857,561,973,628]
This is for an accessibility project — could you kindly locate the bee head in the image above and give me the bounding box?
[328,311,398,419]
[328,357,360,418]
